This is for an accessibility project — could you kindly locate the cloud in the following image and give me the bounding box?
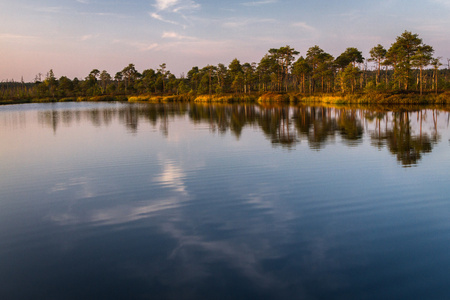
[113,39,159,51]
[290,22,320,41]
[34,6,65,13]
[139,43,160,51]
[155,0,179,11]
[154,0,200,12]
[77,0,90,3]
[0,33,38,40]
[291,22,316,32]
[150,12,180,25]
[152,38,235,58]
[222,18,277,28]
[150,0,200,27]
[241,0,277,6]
[162,31,196,40]
[162,31,182,38]
[172,1,201,12]
[80,12,128,18]
[79,34,98,41]
[154,0,200,13]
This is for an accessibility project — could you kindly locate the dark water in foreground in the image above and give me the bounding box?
[1,102,450,299]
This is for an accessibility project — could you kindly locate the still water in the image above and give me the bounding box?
[1,102,450,299]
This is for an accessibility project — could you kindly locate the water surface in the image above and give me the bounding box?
[1,102,450,299]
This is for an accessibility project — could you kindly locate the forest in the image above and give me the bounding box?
[1,31,450,104]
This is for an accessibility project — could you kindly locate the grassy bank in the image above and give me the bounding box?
[128,94,192,102]
[255,91,450,105]
[127,94,259,103]
[3,91,450,106]
[193,94,257,103]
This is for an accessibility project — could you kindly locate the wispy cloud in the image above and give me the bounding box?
[137,43,159,51]
[330,9,364,22]
[222,18,277,28]
[172,1,200,12]
[79,34,99,41]
[113,37,227,54]
[77,0,90,4]
[0,33,38,40]
[162,31,196,40]
[113,39,159,51]
[241,0,277,6]
[81,11,128,18]
[154,0,200,12]
[291,22,316,32]
[150,12,180,25]
[155,0,179,11]
[32,6,65,13]
[154,38,234,57]
[150,0,200,27]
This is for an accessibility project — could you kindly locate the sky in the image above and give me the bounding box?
[1,0,450,82]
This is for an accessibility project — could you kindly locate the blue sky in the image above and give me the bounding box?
[1,0,449,81]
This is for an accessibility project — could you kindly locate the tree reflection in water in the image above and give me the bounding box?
[293,106,337,150]
[37,103,446,167]
[370,110,438,166]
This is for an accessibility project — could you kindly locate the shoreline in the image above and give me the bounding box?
[2,91,450,106]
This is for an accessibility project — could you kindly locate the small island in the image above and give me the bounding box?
[1,31,450,105]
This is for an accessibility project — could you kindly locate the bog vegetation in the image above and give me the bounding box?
[2,31,450,104]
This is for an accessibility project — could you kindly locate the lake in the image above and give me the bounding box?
[1,102,450,299]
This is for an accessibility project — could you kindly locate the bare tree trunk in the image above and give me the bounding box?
[435,68,438,94]
[420,68,423,95]
[302,75,305,93]
[209,68,212,96]
[385,67,388,87]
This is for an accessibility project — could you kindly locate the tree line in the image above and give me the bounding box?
[2,30,450,101]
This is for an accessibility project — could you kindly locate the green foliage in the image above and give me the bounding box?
[335,47,364,69]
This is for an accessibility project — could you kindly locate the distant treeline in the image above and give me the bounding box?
[2,30,450,102]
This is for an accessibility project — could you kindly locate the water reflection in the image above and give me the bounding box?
[294,107,336,149]
[34,103,448,167]
[370,111,438,166]
[3,102,450,299]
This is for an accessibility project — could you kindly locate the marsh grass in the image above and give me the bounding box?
[3,91,450,106]
[128,94,192,102]
[194,94,257,103]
